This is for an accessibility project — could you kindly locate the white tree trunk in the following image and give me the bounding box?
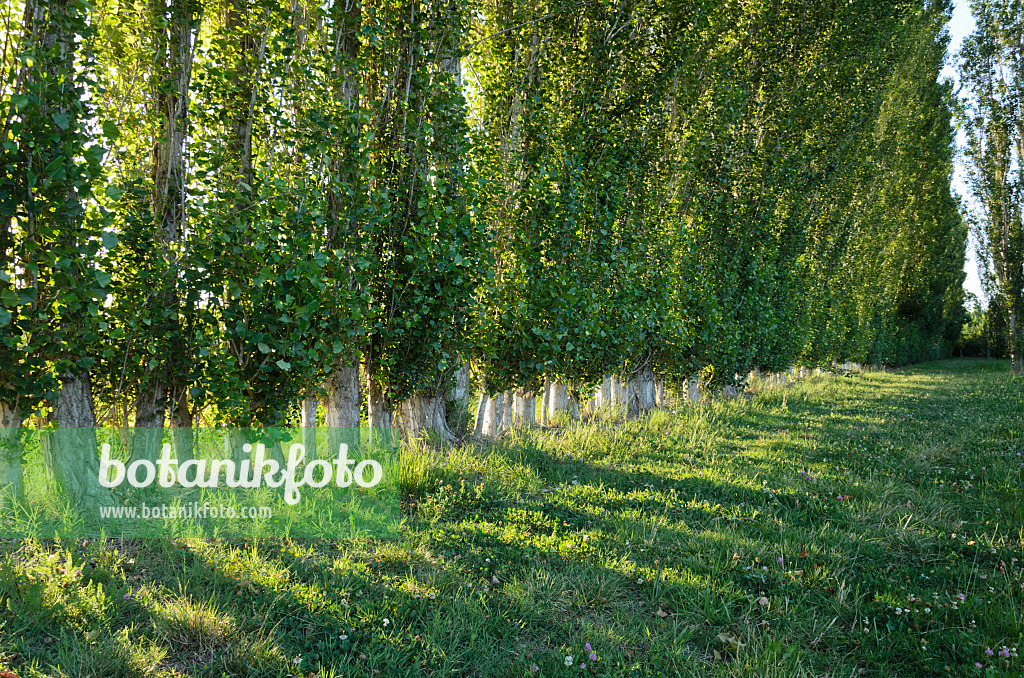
[540,377,550,425]
[482,391,504,436]
[473,386,488,440]
[500,389,513,432]
[447,360,471,436]
[687,377,700,404]
[609,375,622,408]
[0,401,24,508]
[511,388,535,427]
[301,394,317,459]
[567,389,581,421]
[547,382,568,420]
[398,393,453,443]
[367,375,393,449]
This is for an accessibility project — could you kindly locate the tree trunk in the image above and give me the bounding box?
[1011,308,1022,375]
[0,402,24,508]
[511,388,535,426]
[130,384,165,463]
[141,0,201,448]
[170,390,193,463]
[48,371,113,507]
[631,362,656,415]
[609,375,624,408]
[601,376,611,408]
[539,377,550,425]
[398,393,453,443]
[446,360,471,436]
[497,391,509,432]
[324,362,360,456]
[566,389,580,421]
[367,374,393,449]
[481,391,503,436]
[473,378,488,439]
[547,382,568,420]
[301,394,317,459]
[687,377,700,404]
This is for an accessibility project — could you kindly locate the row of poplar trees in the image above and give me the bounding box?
[957,0,1023,375]
[1,0,967,504]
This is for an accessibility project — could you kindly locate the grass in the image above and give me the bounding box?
[1,358,1022,677]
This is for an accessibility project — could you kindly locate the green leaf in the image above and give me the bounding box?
[95,271,112,287]
[276,359,292,371]
[258,342,272,354]
[0,288,18,308]
[101,231,119,250]
[101,120,120,141]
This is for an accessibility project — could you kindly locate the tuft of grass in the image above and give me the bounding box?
[151,594,236,652]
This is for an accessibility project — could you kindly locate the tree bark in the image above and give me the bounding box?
[631,362,656,415]
[609,374,625,408]
[539,377,550,425]
[301,394,317,459]
[511,388,535,426]
[324,362,360,455]
[49,371,113,507]
[0,402,24,508]
[1011,308,1022,375]
[170,390,193,463]
[687,377,700,404]
[367,374,393,449]
[547,381,568,420]
[473,377,488,440]
[447,360,471,436]
[130,384,165,463]
[398,393,453,443]
[566,389,580,421]
[481,391,503,436]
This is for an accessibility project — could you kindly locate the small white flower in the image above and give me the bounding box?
[637,578,644,584]
[339,634,349,641]
[293,656,303,665]
[564,655,574,666]
[383,618,390,627]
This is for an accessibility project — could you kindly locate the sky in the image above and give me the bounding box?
[942,0,984,302]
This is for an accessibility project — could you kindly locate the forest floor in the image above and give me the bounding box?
[1,359,1022,677]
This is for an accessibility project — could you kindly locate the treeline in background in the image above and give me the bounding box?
[0,0,978,503]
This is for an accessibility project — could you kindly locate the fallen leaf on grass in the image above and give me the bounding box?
[717,631,746,651]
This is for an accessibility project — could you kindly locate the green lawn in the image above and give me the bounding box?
[2,359,1022,677]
